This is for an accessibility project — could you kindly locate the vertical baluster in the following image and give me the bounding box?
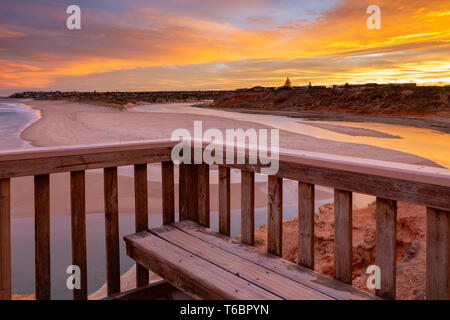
[0,178,11,300]
[104,167,120,295]
[198,164,210,228]
[134,164,149,288]
[179,164,198,222]
[188,165,199,222]
[426,208,450,300]
[298,182,315,269]
[218,166,231,236]
[70,171,87,300]
[35,174,51,300]
[268,176,283,256]
[241,171,255,246]
[334,189,352,284]
[179,163,188,221]
[162,162,175,225]
[179,164,198,223]
[376,198,397,299]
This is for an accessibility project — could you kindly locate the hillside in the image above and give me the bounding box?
[212,85,450,118]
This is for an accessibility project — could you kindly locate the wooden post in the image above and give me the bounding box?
[179,164,198,223]
[375,198,397,299]
[134,164,149,288]
[0,178,11,300]
[376,198,397,300]
[198,164,210,228]
[104,167,120,296]
[35,174,51,300]
[427,208,450,300]
[70,171,88,300]
[298,182,315,269]
[241,171,255,246]
[334,189,353,284]
[219,166,231,236]
[187,165,199,223]
[268,176,283,256]
[179,163,188,221]
[162,162,175,225]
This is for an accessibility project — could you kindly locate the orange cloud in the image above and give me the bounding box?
[0,0,449,93]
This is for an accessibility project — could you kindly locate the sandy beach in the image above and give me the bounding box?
[11,99,444,219]
[22,100,441,165]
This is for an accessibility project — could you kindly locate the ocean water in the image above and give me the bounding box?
[0,101,40,150]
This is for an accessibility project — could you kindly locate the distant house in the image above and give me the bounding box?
[293,86,309,90]
[250,86,265,91]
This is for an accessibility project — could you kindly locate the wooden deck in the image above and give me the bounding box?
[125,221,378,300]
[0,139,449,300]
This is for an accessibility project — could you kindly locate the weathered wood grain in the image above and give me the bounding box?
[134,164,149,288]
[104,167,120,296]
[179,164,199,222]
[221,158,450,211]
[218,166,231,236]
[197,164,210,228]
[0,142,174,179]
[162,161,175,225]
[241,171,255,246]
[427,208,450,300]
[0,178,11,300]
[298,182,315,269]
[70,171,87,300]
[334,189,353,284]
[178,163,188,221]
[103,280,178,300]
[187,165,199,223]
[1,141,448,210]
[173,220,380,300]
[35,174,51,300]
[268,176,283,256]
[125,231,281,300]
[150,225,331,300]
[375,198,397,300]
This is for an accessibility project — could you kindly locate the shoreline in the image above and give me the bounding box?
[10,99,447,220]
[20,100,446,167]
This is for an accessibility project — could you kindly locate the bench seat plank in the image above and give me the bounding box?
[125,232,281,300]
[150,225,331,300]
[173,220,379,300]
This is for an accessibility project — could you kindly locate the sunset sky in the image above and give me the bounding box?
[0,0,449,95]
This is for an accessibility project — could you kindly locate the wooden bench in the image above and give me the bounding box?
[125,220,379,300]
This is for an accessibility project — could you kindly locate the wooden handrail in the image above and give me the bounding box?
[0,140,176,179]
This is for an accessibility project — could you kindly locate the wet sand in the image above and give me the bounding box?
[13,100,444,219]
[22,100,440,166]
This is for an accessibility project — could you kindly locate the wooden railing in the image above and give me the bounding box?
[0,139,449,300]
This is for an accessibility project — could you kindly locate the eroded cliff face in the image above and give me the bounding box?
[212,86,450,117]
[254,202,427,300]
